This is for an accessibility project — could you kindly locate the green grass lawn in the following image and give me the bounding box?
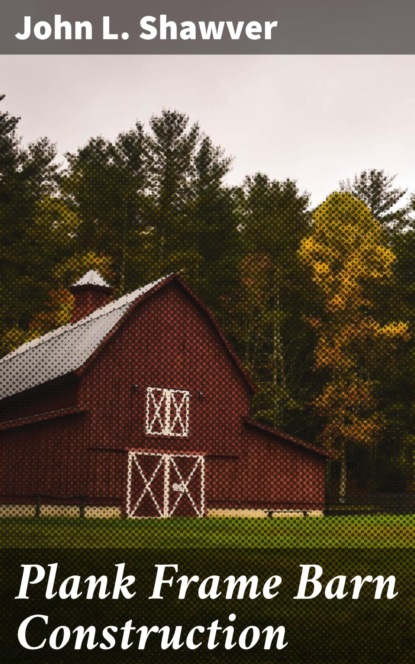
[1,514,414,548]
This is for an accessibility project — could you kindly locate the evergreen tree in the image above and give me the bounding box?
[146,109,200,264]
[376,229,415,490]
[230,174,314,431]
[61,111,238,305]
[339,169,409,231]
[189,137,239,313]
[0,95,58,351]
[62,125,148,293]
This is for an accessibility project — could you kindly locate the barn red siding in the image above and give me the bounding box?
[205,457,241,506]
[241,427,326,510]
[87,450,127,507]
[0,413,88,504]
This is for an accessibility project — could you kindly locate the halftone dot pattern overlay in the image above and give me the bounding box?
[0,106,414,661]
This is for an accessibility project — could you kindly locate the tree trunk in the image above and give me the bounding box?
[371,442,378,492]
[271,286,287,428]
[339,443,347,504]
[272,289,286,392]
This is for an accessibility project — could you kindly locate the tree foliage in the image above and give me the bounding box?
[339,169,409,231]
[1,95,414,493]
[299,192,409,497]
[0,95,58,352]
[228,174,314,429]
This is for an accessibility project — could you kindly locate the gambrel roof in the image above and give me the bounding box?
[0,274,255,401]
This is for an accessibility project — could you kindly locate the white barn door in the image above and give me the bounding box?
[127,451,205,518]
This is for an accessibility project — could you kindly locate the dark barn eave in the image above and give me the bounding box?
[0,374,81,425]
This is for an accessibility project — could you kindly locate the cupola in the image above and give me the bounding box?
[69,270,113,323]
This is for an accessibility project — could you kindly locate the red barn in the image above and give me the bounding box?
[0,271,330,518]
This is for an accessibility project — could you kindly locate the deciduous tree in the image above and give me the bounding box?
[299,192,409,499]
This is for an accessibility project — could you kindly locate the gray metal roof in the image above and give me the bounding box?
[0,275,169,401]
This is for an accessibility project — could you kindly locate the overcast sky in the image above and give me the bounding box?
[2,55,415,206]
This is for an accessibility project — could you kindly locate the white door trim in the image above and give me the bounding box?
[127,450,205,518]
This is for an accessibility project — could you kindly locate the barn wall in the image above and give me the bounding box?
[240,427,326,510]
[88,450,127,507]
[79,283,252,506]
[205,456,241,506]
[0,414,88,504]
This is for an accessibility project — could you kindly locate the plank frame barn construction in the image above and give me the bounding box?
[0,271,330,518]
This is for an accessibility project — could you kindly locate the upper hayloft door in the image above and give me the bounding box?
[145,387,190,437]
[127,451,205,518]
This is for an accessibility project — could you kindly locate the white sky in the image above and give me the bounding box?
[2,55,415,206]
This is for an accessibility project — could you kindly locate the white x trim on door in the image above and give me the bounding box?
[169,455,204,517]
[128,452,165,517]
[127,450,205,518]
[146,388,190,436]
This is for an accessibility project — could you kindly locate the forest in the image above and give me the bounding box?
[1,94,414,500]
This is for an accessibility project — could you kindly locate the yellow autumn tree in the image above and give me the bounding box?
[298,192,409,501]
